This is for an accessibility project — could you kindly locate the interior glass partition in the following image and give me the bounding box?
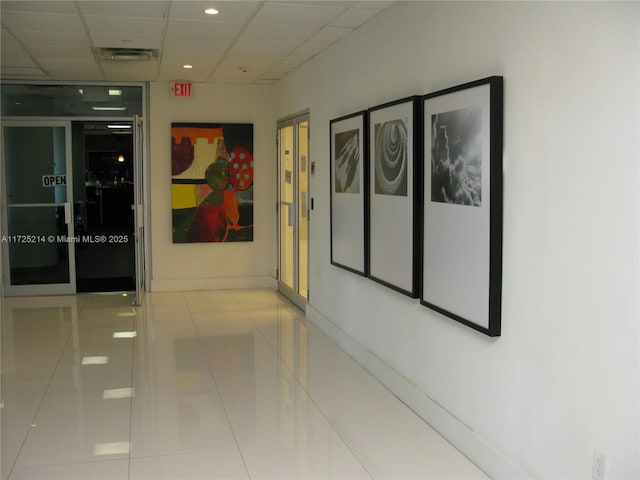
[2,122,75,295]
[1,82,145,300]
[277,113,310,309]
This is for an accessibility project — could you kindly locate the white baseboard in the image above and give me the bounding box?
[150,276,277,292]
[306,304,529,480]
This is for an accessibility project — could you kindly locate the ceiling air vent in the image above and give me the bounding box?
[97,48,158,61]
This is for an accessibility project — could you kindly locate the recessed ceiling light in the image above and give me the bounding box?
[113,331,137,338]
[183,64,193,69]
[79,88,121,96]
[92,106,127,111]
[204,7,219,15]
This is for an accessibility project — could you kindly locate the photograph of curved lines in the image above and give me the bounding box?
[374,118,409,196]
[334,128,360,194]
[431,107,482,206]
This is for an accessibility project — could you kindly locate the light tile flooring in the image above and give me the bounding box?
[1,289,489,479]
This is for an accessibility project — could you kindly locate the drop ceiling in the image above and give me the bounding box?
[0,0,394,84]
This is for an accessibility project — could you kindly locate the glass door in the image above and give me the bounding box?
[1,121,76,295]
[277,113,309,309]
[297,119,309,300]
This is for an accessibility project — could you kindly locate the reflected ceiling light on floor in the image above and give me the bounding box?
[183,64,193,69]
[204,7,219,15]
[93,442,130,456]
[82,356,109,365]
[103,387,134,400]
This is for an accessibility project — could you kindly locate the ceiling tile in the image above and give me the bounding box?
[90,34,163,50]
[157,63,214,82]
[242,22,310,42]
[78,0,169,18]
[83,16,166,35]
[354,1,395,10]
[1,27,19,43]
[101,61,159,81]
[209,64,265,83]
[0,1,76,14]
[294,40,331,55]
[268,63,297,74]
[13,31,90,47]
[166,19,244,39]
[169,1,260,22]
[308,26,352,43]
[29,45,94,59]
[281,52,313,65]
[0,56,38,68]
[330,7,379,28]
[162,38,229,59]
[260,72,285,81]
[225,37,296,64]
[268,1,357,8]
[1,11,85,32]
[251,3,345,28]
[38,57,104,79]
[1,66,48,78]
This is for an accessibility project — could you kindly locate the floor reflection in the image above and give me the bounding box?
[1,289,488,480]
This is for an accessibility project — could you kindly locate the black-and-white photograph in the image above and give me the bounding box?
[421,76,503,337]
[368,97,421,298]
[330,111,369,276]
[334,128,360,194]
[374,118,408,196]
[431,107,482,207]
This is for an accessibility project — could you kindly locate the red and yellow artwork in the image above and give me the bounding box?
[171,123,253,243]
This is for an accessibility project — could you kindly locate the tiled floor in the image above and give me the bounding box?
[1,289,489,479]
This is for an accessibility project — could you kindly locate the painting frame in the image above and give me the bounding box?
[330,110,369,276]
[171,122,254,244]
[421,76,503,337]
[368,96,422,297]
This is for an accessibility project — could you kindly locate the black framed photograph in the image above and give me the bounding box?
[421,76,503,336]
[330,111,369,276]
[368,96,422,297]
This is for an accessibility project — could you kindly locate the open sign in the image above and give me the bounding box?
[42,175,66,187]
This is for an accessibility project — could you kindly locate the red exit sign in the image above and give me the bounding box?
[172,82,192,97]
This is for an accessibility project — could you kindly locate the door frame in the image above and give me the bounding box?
[1,114,148,300]
[276,111,310,310]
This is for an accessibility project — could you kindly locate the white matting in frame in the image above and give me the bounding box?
[330,111,368,276]
[421,76,503,336]
[368,97,421,297]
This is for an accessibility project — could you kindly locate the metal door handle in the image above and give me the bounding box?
[64,202,71,224]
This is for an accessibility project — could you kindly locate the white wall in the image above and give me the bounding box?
[148,82,277,291]
[275,2,639,479]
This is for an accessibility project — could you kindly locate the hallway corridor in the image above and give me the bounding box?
[1,289,488,479]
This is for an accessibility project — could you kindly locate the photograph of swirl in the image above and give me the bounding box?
[374,119,409,197]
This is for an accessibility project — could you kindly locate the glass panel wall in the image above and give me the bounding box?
[1,84,142,117]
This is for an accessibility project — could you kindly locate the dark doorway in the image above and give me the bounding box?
[73,122,135,292]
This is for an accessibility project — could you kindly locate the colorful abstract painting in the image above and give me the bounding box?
[171,123,254,243]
